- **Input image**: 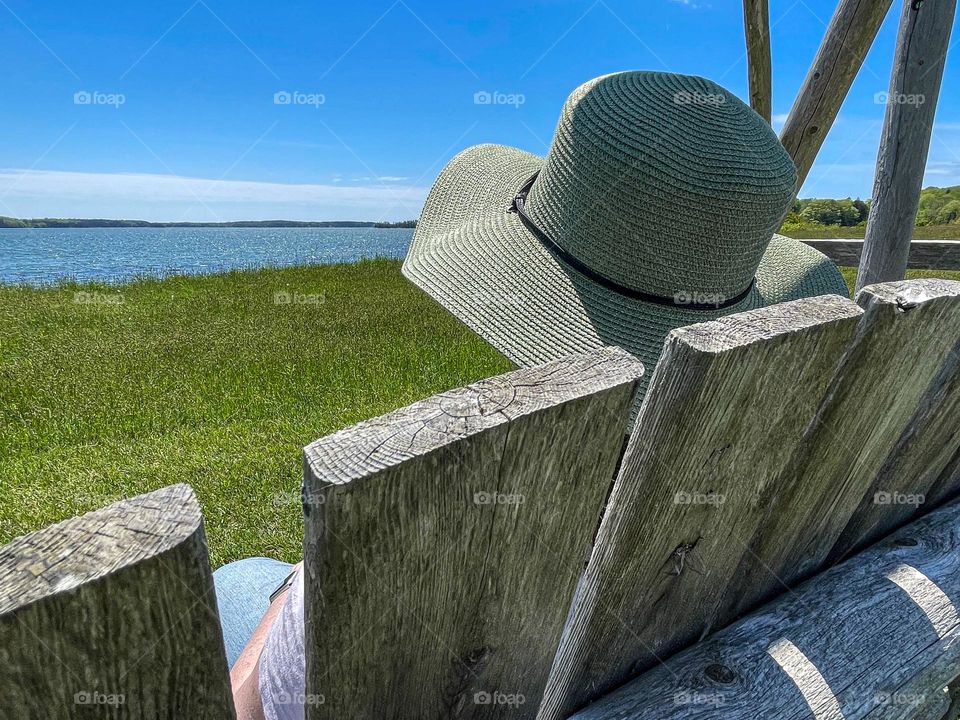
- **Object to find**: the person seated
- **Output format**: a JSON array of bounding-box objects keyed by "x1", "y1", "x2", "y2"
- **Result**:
[{"x1": 214, "y1": 69, "x2": 848, "y2": 718}]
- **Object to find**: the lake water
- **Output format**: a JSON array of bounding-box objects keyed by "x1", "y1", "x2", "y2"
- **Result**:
[{"x1": 0, "y1": 227, "x2": 415, "y2": 285}]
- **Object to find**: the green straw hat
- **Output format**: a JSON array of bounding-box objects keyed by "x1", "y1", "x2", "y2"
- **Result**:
[{"x1": 403, "y1": 71, "x2": 848, "y2": 417}]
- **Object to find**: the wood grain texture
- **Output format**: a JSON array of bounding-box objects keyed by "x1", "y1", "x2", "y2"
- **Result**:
[
  {"x1": 710, "y1": 279, "x2": 960, "y2": 625},
  {"x1": 826, "y1": 279, "x2": 960, "y2": 561},
  {"x1": 0, "y1": 484, "x2": 233, "y2": 719},
  {"x1": 800, "y1": 239, "x2": 960, "y2": 271},
  {"x1": 302, "y1": 347, "x2": 644, "y2": 720},
  {"x1": 858, "y1": 0, "x2": 958, "y2": 293},
  {"x1": 537, "y1": 295, "x2": 864, "y2": 720},
  {"x1": 926, "y1": 445, "x2": 960, "y2": 511},
  {"x1": 780, "y1": 0, "x2": 894, "y2": 189},
  {"x1": 569, "y1": 498, "x2": 960, "y2": 720},
  {"x1": 743, "y1": 0, "x2": 772, "y2": 123}
]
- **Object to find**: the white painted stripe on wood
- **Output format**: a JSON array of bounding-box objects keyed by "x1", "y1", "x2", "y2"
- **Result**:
[
  {"x1": 767, "y1": 638, "x2": 845, "y2": 720},
  {"x1": 886, "y1": 564, "x2": 959, "y2": 639}
]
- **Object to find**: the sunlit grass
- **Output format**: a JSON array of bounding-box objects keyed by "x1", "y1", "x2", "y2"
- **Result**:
[
  {"x1": 3, "y1": 260, "x2": 958, "y2": 566},
  {"x1": 783, "y1": 224, "x2": 960, "y2": 240},
  {"x1": 0, "y1": 260, "x2": 512, "y2": 566},
  {"x1": 839, "y1": 267, "x2": 960, "y2": 297}
]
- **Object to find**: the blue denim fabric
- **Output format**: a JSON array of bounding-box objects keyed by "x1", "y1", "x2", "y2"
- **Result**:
[{"x1": 213, "y1": 557, "x2": 293, "y2": 669}]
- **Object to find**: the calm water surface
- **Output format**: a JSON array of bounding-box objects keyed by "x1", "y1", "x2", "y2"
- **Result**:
[{"x1": 0, "y1": 227, "x2": 415, "y2": 285}]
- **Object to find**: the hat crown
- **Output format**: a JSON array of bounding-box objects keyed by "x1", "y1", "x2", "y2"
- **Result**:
[{"x1": 525, "y1": 71, "x2": 797, "y2": 298}]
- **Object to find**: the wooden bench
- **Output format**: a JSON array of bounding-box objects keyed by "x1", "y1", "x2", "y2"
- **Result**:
[{"x1": 2, "y1": 278, "x2": 958, "y2": 719}]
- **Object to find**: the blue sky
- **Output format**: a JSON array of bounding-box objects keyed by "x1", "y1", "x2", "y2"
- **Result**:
[{"x1": 0, "y1": 0, "x2": 957, "y2": 221}]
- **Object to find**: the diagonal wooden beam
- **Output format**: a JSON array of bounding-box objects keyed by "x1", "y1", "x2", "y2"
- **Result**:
[
  {"x1": 780, "y1": 0, "x2": 894, "y2": 190},
  {"x1": 857, "y1": 0, "x2": 958, "y2": 294},
  {"x1": 743, "y1": 0, "x2": 772, "y2": 123}
]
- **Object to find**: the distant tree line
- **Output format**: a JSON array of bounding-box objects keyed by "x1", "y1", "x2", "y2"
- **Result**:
[
  {"x1": 781, "y1": 185, "x2": 959, "y2": 230},
  {"x1": 915, "y1": 186, "x2": 960, "y2": 225},
  {"x1": 373, "y1": 220, "x2": 417, "y2": 228},
  {"x1": 4, "y1": 186, "x2": 957, "y2": 233}
]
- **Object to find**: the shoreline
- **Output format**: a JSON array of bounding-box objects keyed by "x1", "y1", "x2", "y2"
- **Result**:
[
  {"x1": 0, "y1": 255, "x2": 406, "y2": 289},
  {"x1": 0, "y1": 222, "x2": 416, "y2": 230}
]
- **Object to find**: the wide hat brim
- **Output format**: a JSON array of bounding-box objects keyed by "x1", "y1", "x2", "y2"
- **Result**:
[{"x1": 403, "y1": 143, "x2": 849, "y2": 408}]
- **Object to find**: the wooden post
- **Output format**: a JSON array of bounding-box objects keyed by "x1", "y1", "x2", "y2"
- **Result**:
[
  {"x1": 780, "y1": 0, "x2": 894, "y2": 189},
  {"x1": 827, "y1": 279, "x2": 960, "y2": 560},
  {"x1": 743, "y1": 0, "x2": 772, "y2": 123},
  {"x1": 538, "y1": 295, "x2": 865, "y2": 720},
  {"x1": 303, "y1": 348, "x2": 644, "y2": 720},
  {"x1": 856, "y1": 0, "x2": 958, "y2": 294},
  {"x1": 722, "y1": 279, "x2": 960, "y2": 619},
  {"x1": 540, "y1": 280, "x2": 960, "y2": 718},
  {"x1": 0, "y1": 485, "x2": 234, "y2": 719}
]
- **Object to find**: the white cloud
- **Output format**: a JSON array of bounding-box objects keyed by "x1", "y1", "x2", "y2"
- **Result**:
[
  {"x1": 924, "y1": 161, "x2": 960, "y2": 177},
  {"x1": 771, "y1": 113, "x2": 789, "y2": 132},
  {"x1": 0, "y1": 169, "x2": 428, "y2": 222}
]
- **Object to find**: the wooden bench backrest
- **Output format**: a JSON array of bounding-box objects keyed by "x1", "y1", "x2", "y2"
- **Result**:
[
  {"x1": 1, "y1": 279, "x2": 957, "y2": 720},
  {"x1": 301, "y1": 347, "x2": 643, "y2": 719},
  {"x1": 539, "y1": 279, "x2": 960, "y2": 718},
  {"x1": 0, "y1": 484, "x2": 233, "y2": 719}
]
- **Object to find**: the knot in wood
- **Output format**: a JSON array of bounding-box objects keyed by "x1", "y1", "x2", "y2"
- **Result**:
[
  {"x1": 704, "y1": 663, "x2": 737, "y2": 684},
  {"x1": 465, "y1": 645, "x2": 491, "y2": 666}
]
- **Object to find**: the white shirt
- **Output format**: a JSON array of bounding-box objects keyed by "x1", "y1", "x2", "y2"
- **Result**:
[{"x1": 258, "y1": 568, "x2": 306, "y2": 720}]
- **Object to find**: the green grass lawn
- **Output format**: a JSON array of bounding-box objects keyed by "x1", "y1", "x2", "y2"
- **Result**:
[
  {"x1": 2, "y1": 260, "x2": 958, "y2": 567},
  {"x1": 0, "y1": 260, "x2": 512, "y2": 566},
  {"x1": 838, "y1": 267, "x2": 960, "y2": 296}
]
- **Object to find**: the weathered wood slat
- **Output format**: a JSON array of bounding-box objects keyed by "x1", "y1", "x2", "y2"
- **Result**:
[
  {"x1": 926, "y1": 445, "x2": 960, "y2": 510},
  {"x1": 537, "y1": 295, "x2": 864, "y2": 720},
  {"x1": 780, "y1": 0, "x2": 894, "y2": 189},
  {"x1": 569, "y1": 498, "x2": 960, "y2": 720},
  {"x1": 743, "y1": 0, "x2": 772, "y2": 123},
  {"x1": 827, "y1": 279, "x2": 960, "y2": 560},
  {"x1": 716, "y1": 280, "x2": 960, "y2": 624},
  {"x1": 858, "y1": 0, "x2": 958, "y2": 293},
  {"x1": 0, "y1": 484, "x2": 233, "y2": 719},
  {"x1": 799, "y1": 239, "x2": 960, "y2": 271},
  {"x1": 302, "y1": 348, "x2": 644, "y2": 720}
]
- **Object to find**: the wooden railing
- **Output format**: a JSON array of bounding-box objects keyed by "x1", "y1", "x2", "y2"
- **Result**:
[{"x1": 800, "y1": 239, "x2": 960, "y2": 271}]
